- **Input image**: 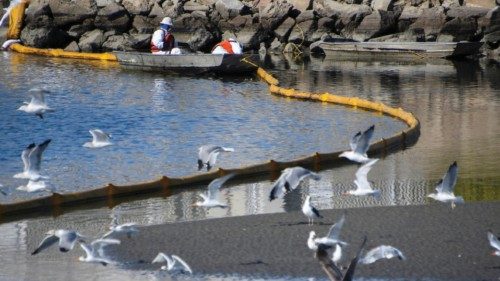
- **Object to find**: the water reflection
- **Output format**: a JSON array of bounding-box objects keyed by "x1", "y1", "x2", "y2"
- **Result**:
[{"x1": 0, "y1": 53, "x2": 499, "y2": 281}]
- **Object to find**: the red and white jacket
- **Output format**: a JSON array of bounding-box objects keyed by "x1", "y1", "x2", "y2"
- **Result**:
[{"x1": 151, "y1": 29, "x2": 176, "y2": 53}]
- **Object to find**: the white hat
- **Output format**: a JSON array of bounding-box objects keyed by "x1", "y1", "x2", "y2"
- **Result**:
[{"x1": 160, "y1": 17, "x2": 173, "y2": 26}]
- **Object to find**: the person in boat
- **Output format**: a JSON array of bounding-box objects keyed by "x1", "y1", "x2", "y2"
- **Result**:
[
  {"x1": 151, "y1": 17, "x2": 181, "y2": 55},
  {"x1": 211, "y1": 38, "x2": 243, "y2": 55}
]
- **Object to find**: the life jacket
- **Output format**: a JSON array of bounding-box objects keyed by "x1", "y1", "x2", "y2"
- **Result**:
[
  {"x1": 151, "y1": 30, "x2": 175, "y2": 53},
  {"x1": 212, "y1": 40, "x2": 236, "y2": 54}
]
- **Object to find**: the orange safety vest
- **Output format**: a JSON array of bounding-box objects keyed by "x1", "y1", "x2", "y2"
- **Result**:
[
  {"x1": 151, "y1": 30, "x2": 175, "y2": 52},
  {"x1": 212, "y1": 40, "x2": 235, "y2": 54}
]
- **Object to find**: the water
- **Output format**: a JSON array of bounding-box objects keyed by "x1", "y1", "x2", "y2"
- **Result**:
[{"x1": 0, "y1": 52, "x2": 499, "y2": 281}]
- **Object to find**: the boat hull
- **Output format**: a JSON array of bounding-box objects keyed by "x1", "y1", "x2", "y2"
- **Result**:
[
  {"x1": 318, "y1": 41, "x2": 483, "y2": 60},
  {"x1": 114, "y1": 52, "x2": 259, "y2": 74}
]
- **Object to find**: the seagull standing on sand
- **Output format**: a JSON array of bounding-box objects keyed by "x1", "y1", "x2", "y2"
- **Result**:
[
  {"x1": 18, "y1": 88, "x2": 54, "y2": 119},
  {"x1": 153, "y1": 252, "x2": 193, "y2": 274},
  {"x1": 269, "y1": 167, "x2": 321, "y2": 201},
  {"x1": 344, "y1": 158, "x2": 380, "y2": 198},
  {"x1": 14, "y1": 139, "x2": 51, "y2": 180},
  {"x1": 101, "y1": 216, "x2": 139, "y2": 239},
  {"x1": 340, "y1": 125, "x2": 375, "y2": 163},
  {"x1": 359, "y1": 245, "x2": 406, "y2": 264},
  {"x1": 78, "y1": 238, "x2": 121, "y2": 266},
  {"x1": 308, "y1": 214, "x2": 348, "y2": 251},
  {"x1": 427, "y1": 161, "x2": 464, "y2": 208},
  {"x1": 193, "y1": 173, "x2": 234, "y2": 208},
  {"x1": 31, "y1": 229, "x2": 86, "y2": 255},
  {"x1": 302, "y1": 195, "x2": 323, "y2": 225},
  {"x1": 83, "y1": 129, "x2": 113, "y2": 148},
  {"x1": 487, "y1": 231, "x2": 500, "y2": 256},
  {"x1": 197, "y1": 145, "x2": 234, "y2": 171}
]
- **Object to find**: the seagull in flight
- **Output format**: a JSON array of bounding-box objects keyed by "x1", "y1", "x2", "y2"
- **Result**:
[
  {"x1": 308, "y1": 214, "x2": 348, "y2": 251},
  {"x1": 31, "y1": 229, "x2": 86, "y2": 255},
  {"x1": 83, "y1": 129, "x2": 113, "y2": 148},
  {"x1": 427, "y1": 161, "x2": 464, "y2": 208},
  {"x1": 302, "y1": 195, "x2": 323, "y2": 225},
  {"x1": 18, "y1": 88, "x2": 54, "y2": 119},
  {"x1": 197, "y1": 145, "x2": 234, "y2": 171},
  {"x1": 487, "y1": 230, "x2": 500, "y2": 256},
  {"x1": 340, "y1": 125, "x2": 375, "y2": 163},
  {"x1": 344, "y1": 158, "x2": 380, "y2": 197},
  {"x1": 193, "y1": 173, "x2": 234, "y2": 208},
  {"x1": 153, "y1": 252, "x2": 193, "y2": 274},
  {"x1": 359, "y1": 245, "x2": 406, "y2": 264},
  {"x1": 13, "y1": 140, "x2": 51, "y2": 181},
  {"x1": 101, "y1": 216, "x2": 139, "y2": 239},
  {"x1": 78, "y1": 238, "x2": 121, "y2": 266},
  {"x1": 269, "y1": 167, "x2": 321, "y2": 201}
]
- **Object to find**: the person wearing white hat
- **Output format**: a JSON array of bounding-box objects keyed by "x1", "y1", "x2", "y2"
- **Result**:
[
  {"x1": 211, "y1": 38, "x2": 243, "y2": 55},
  {"x1": 151, "y1": 17, "x2": 181, "y2": 55}
]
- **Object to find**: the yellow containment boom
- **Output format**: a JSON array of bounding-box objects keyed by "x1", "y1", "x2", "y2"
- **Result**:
[{"x1": 0, "y1": 1, "x2": 420, "y2": 219}]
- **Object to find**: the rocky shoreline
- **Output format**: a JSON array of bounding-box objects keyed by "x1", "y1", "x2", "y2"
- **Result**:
[{"x1": 2, "y1": 0, "x2": 499, "y2": 58}]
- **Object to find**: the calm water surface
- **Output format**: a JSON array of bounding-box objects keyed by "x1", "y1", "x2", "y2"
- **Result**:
[{"x1": 0, "y1": 52, "x2": 499, "y2": 281}]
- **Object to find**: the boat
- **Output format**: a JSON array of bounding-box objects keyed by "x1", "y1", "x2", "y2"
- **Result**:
[
  {"x1": 114, "y1": 51, "x2": 260, "y2": 74},
  {"x1": 316, "y1": 41, "x2": 483, "y2": 60}
]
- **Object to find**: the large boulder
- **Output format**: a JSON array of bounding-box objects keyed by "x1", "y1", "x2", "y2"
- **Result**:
[
  {"x1": 215, "y1": 0, "x2": 248, "y2": 20},
  {"x1": 438, "y1": 17, "x2": 478, "y2": 41},
  {"x1": 371, "y1": 0, "x2": 395, "y2": 11},
  {"x1": 183, "y1": 0, "x2": 211, "y2": 12},
  {"x1": 131, "y1": 15, "x2": 156, "y2": 34},
  {"x1": 287, "y1": 0, "x2": 313, "y2": 11},
  {"x1": 78, "y1": 29, "x2": 105, "y2": 52},
  {"x1": 20, "y1": 26, "x2": 71, "y2": 48},
  {"x1": 314, "y1": 0, "x2": 371, "y2": 19},
  {"x1": 67, "y1": 19, "x2": 95, "y2": 38},
  {"x1": 274, "y1": 17, "x2": 295, "y2": 42},
  {"x1": 353, "y1": 9, "x2": 396, "y2": 41},
  {"x1": 102, "y1": 33, "x2": 151, "y2": 51},
  {"x1": 94, "y1": 2, "x2": 131, "y2": 32},
  {"x1": 312, "y1": 17, "x2": 336, "y2": 41},
  {"x1": 173, "y1": 13, "x2": 220, "y2": 51},
  {"x1": 24, "y1": 1, "x2": 53, "y2": 28},
  {"x1": 409, "y1": 6, "x2": 446, "y2": 37},
  {"x1": 447, "y1": 6, "x2": 490, "y2": 19},
  {"x1": 260, "y1": 0, "x2": 293, "y2": 30},
  {"x1": 398, "y1": 5, "x2": 424, "y2": 31},
  {"x1": 235, "y1": 27, "x2": 268, "y2": 50},
  {"x1": 288, "y1": 19, "x2": 317, "y2": 45},
  {"x1": 48, "y1": 0, "x2": 98, "y2": 27},
  {"x1": 479, "y1": 7, "x2": 500, "y2": 47},
  {"x1": 121, "y1": 0, "x2": 154, "y2": 15}
]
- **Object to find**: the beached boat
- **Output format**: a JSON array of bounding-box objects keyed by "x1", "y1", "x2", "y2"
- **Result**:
[
  {"x1": 114, "y1": 51, "x2": 260, "y2": 74},
  {"x1": 316, "y1": 41, "x2": 483, "y2": 59}
]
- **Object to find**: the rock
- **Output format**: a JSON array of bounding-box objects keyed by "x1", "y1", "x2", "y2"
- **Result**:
[
  {"x1": 102, "y1": 33, "x2": 151, "y2": 51},
  {"x1": 478, "y1": 7, "x2": 500, "y2": 34},
  {"x1": 398, "y1": 5, "x2": 423, "y2": 31},
  {"x1": 78, "y1": 29, "x2": 105, "y2": 52},
  {"x1": 274, "y1": 17, "x2": 295, "y2": 42},
  {"x1": 67, "y1": 19, "x2": 94, "y2": 38},
  {"x1": 312, "y1": 17, "x2": 335, "y2": 41},
  {"x1": 295, "y1": 10, "x2": 316, "y2": 23},
  {"x1": 94, "y1": 2, "x2": 131, "y2": 32},
  {"x1": 484, "y1": 30, "x2": 500, "y2": 47},
  {"x1": 24, "y1": 2, "x2": 52, "y2": 28},
  {"x1": 314, "y1": 0, "x2": 371, "y2": 19},
  {"x1": 353, "y1": 10, "x2": 396, "y2": 41},
  {"x1": 162, "y1": 0, "x2": 187, "y2": 18},
  {"x1": 172, "y1": 13, "x2": 220, "y2": 50},
  {"x1": 409, "y1": 6, "x2": 446, "y2": 37},
  {"x1": 222, "y1": 14, "x2": 253, "y2": 30},
  {"x1": 149, "y1": 2, "x2": 166, "y2": 18},
  {"x1": 268, "y1": 37, "x2": 284, "y2": 54},
  {"x1": 288, "y1": 19, "x2": 317, "y2": 45},
  {"x1": 439, "y1": 17, "x2": 478, "y2": 41},
  {"x1": 122, "y1": 0, "x2": 153, "y2": 15},
  {"x1": 411, "y1": 0, "x2": 425, "y2": 6},
  {"x1": 184, "y1": 0, "x2": 210, "y2": 12},
  {"x1": 64, "y1": 41, "x2": 80, "y2": 51},
  {"x1": 260, "y1": 0, "x2": 293, "y2": 30},
  {"x1": 287, "y1": 0, "x2": 313, "y2": 11},
  {"x1": 96, "y1": 0, "x2": 116, "y2": 7},
  {"x1": 20, "y1": 26, "x2": 71, "y2": 48},
  {"x1": 187, "y1": 27, "x2": 217, "y2": 51},
  {"x1": 371, "y1": 0, "x2": 394, "y2": 11},
  {"x1": 131, "y1": 15, "x2": 156, "y2": 34},
  {"x1": 447, "y1": 6, "x2": 490, "y2": 19},
  {"x1": 49, "y1": 0, "x2": 98, "y2": 27},
  {"x1": 215, "y1": 0, "x2": 247, "y2": 20},
  {"x1": 441, "y1": 0, "x2": 463, "y2": 9},
  {"x1": 235, "y1": 27, "x2": 267, "y2": 50}
]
